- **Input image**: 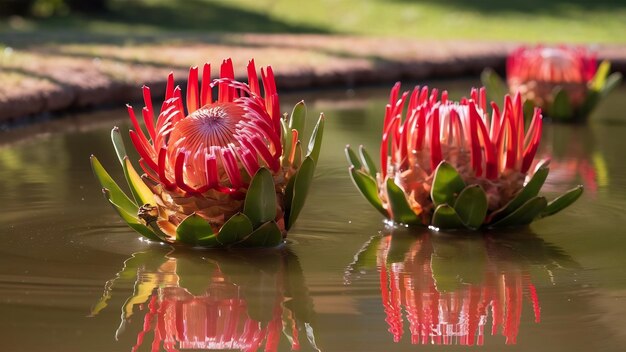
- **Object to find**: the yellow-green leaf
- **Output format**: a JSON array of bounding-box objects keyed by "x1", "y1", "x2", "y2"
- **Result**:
[
  {"x1": 91, "y1": 155, "x2": 137, "y2": 215},
  {"x1": 123, "y1": 157, "x2": 155, "y2": 206},
  {"x1": 235, "y1": 221, "x2": 283, "y2": 247},
  {"x1": 386, "y1": 178, "x2": 420, "y2": 225},
  {"x1": 219, "y1": 213, "x2": 254, "y2": 243},
  {"x1": 306, "y1": 113, "x2": 325, "y2": 164},
  {"x1": 287, "y1": 156, "x2": 316, "y2": 230},
  {"x1": 349, "y1": 166, "x2": 386, "y2": 216},
  {"x1": 176, "y1": 214, "x2": 213, "y2": 245},
  {"x1": 102, "y1": 189, "x2": 162, "y2": 242},
  {"x1": 431, "y1": 204, "x2": 465, "y2": 230},
  {"x1": 359, "y1": 145, "x2": 378, "y2": 178},
  {"x1": 542, "y1": 185, "x2": 583, "y2": 218},
  {"x1": 454, "y1": 185, "x2": 488, "y2": 230},
  {"x1": 110, "y1": 127, "x2": 127, "y2": 166},
  {"x1": 345, "y1": 145, "x2": 362, "y2": 170},
  {"x1": 431, "y1": 161, "x2": 465, "y2": 207},
  {"x1": 491, "y1": 165, "x2": 549, "y2": 223},
  {"x1": 490, "y1": 196, "x2": 548, "y2": 228},
  {"x1": 243, "y1": 168, "x2": 277, "y2": 228},
  {"x1": 289, "y1": 101, "x2": 306, "y2": 141}
]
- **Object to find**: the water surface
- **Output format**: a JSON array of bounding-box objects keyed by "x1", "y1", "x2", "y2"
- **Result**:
[{"x1": 1, "y1": 80, "x2": 626, "y2": 351}]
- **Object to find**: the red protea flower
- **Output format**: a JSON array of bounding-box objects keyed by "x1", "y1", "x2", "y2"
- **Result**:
[
  {"x1": 91, "y1": 59, "x2": 324, "y2": 247},
  {"x1": 346, "y1": 84, "x2": 582, "y2": 230},
  {"x1": 483, "y1": 45, "x2": 622, "y2": 121}
]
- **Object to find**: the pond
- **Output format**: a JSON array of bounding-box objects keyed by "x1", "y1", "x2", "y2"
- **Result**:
[{"x1": 1, "y1": 79, "x2": 626, "y2": 351}]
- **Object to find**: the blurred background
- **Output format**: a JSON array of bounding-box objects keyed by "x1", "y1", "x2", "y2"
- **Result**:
[
  {"x1": 1, "y1": 0, "x2": 625, "y2": 123},
  {"x1": 1, "y1": 0, "x2": 625, "y2": 41}
]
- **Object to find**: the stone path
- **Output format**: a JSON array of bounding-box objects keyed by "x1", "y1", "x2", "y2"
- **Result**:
[{"x1": 1, "y1": 33, "x2": 625, "y2": 122}]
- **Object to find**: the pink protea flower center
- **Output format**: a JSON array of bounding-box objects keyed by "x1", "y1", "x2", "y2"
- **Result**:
[{"x1": 168, "y1": 103, "x2": 245, "y2": 153}]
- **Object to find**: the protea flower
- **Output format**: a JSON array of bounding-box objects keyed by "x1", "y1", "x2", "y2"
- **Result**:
[
  {"x1": 90, "y1": 249, "x2": 318, "y2": 352},
  {"x1": 91, "y1": 59, "x2": 324, "y2": 247},
  {"x1": 346, "y1": 84, "x2": 582, "y2": 230},
  {"x1": 346, "y1": 232, "x2": 576, "y2": 345},
  {"x1": 482, "y1": 45, "x2": 622, "y2": 122}
]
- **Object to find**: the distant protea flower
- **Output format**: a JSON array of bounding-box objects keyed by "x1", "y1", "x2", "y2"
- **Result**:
[
  {"x1": 346, "y1": 84, "x2": 582, "y2": 230},
  {"x1": 91, "y1": 59, "x2": 324, "y2": 247},
  {"x1": 482, "y1": 45, "x2": 622, "y2": 122}
]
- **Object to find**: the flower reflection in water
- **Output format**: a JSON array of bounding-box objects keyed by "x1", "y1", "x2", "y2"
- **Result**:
[
  {"x1": 90, "y1": 248, "x2": 318, "y2": 352},
  {"x1": 541, "y1": 125, "x2": 609, "y2": 197},
  {"x1": 347, "y1": 230, "x2": 576, "y2": 346}
]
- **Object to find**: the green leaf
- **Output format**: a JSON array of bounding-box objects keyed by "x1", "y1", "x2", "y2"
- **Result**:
[
  {"x1": 348, "y1": 166, "x2": 386, "y2": 216},
  {"x1": 549, "y1": 87, "x2": 573, "y2": 120},
  {"x1": 359, "y1": 145, "x2": 378, "y2": 178},
  {"x1": 344, "y1": 145, "x2": 362, "y2": 169},
  {"x1": 542, "y1": 185, "x2": 583, "y2": 218},
  {"x1": 431, "y1": 204, "x2": 466, "y2": 229},
  {"x1": 580, "y1": 90, "x2": 600, "y2": 119},
  {"x1": 287, "y1": 156, "x2": 316, "y2": 230},
  {"x1": 590, "y1": 60, "x2": 611, "y2": 92},
  {"x1": 490, "y1": 196, "x2": 548, "y2": 228},
  {"x1": 103, "y1": 189, "x2": 162, "y2": 242},
  {"x1": 284, "y1": 173, "x2": 297, "y2": 225},
  {"x1": 601, "y1": 72, "x2": 623, "y2": 97},
  {"x1": 491, "y1": 165, "x2": 549, "y2": 222},
  {"x1": 454, "y1": 185, "x2": 488, "y2": 229},
  {"x1": 219, "y1": 213, "x2": 254, "y2": 243},
  {"x1": 196, "y1": 234, "x2": 221, "y2": 247},
  {"x1": 480, "y1": 68, "x2": 507, "y2": 105},
  {"x1": 110, "y1": 127, "x2": 155, "y2": 206},
  {"x1": 123, "y1": 157, "x2": 155, "y2": 206},
  {"x1": 176, "y1": 214, "x2": 213, "y2": 246},
  {"x1": 90, "y1": 155, "x2": 138, "y2": 215},
  {"x1": 386, "y1": 178, "x2": 421, "y2": 225},
  {"x1": 431, "y1": 161, "x2": 466, "y2": 207},
  {"x1": 236, "y1": 221, "x2": 283, "y2": 247},
  {"x1": 243, "y1": 168, "x2": 277, "y2": 228},
  {"x1": 280, "y1": 118, "x2": 292, "y2": 167},
  {"x1": 306, "y1": 113, "x2": 325, "y2": 164},
  {"x1": 289, "y1": 101, "x2": 306, "y2": 142},
  {"x1": 110, "y1": 127, "x2": 127, "y2": 166}
]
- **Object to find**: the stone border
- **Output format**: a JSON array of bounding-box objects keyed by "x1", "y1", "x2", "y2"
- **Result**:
[{"x1": 1, "y1": 35, "x2": 624, "y2": 123}]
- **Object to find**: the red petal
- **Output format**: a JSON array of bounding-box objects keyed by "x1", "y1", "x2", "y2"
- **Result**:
[
  {"x1": 200, "y1": 63, "x2": 212, "y2": 106},
  {"x1": 247, "y1": 59, "x2": 260, "y2": 96},
  {"x1": 186, "y1": 66, "x2": 199, "y2": 114}
]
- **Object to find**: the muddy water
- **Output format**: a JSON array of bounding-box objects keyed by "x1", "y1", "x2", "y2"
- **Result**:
[{"x1": 1, "y1": 80, "x2": 626, "y2": 351}]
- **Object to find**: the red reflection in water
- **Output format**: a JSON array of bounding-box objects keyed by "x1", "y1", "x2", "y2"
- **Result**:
[
  {"x1": 131, "y1": 269, "x2": 289, "y2": 352},
  {"x1": 91, "y1": 250, "x2": 316, "y2": 352},
  {"x1": 376, "y1": 235, "x2": 541, "y2": 346}
]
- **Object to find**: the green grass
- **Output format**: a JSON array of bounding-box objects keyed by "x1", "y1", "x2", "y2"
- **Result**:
[{"x1": 2, "y1": 0, "x2": 625, "y2": 43}]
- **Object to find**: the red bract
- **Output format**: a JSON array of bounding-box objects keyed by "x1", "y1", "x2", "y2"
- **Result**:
[
  {"x1": 380, "y1": 84, "x2": 542, "y2": 215},
  {"x1": 128, "y1": 58, "x2": 282, "y2": 196}
]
